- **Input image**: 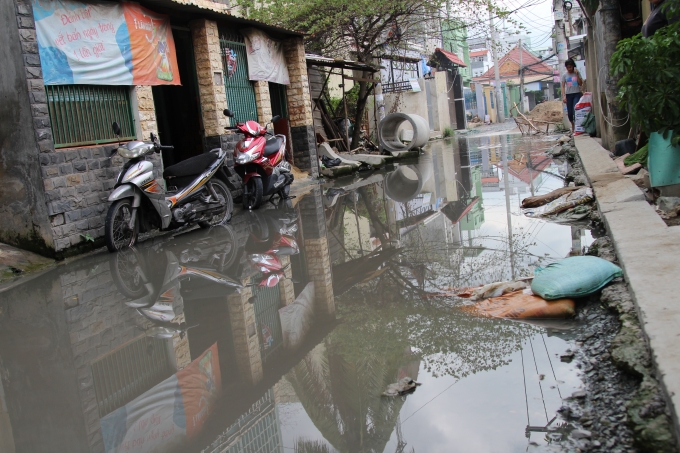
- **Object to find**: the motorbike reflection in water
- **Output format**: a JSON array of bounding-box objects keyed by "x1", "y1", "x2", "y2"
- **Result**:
[
  {"x1": 110, "y1": 224, "x2": 243, "y2": 338},
  {"x1": 244, "y1": 203, "x2": 300, "y2": 297}
]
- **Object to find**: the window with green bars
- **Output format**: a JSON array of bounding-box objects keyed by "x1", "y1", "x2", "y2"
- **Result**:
[{"x1": 46, "y1": 84, "x2": 136, "y2": 148}]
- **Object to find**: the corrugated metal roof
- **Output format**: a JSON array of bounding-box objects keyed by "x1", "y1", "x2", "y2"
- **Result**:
[
  {"x1": 137, "y1": 0, "x2": 304, "y2": 37},
  {"x1": 435, "y1": 48, "x2": 467, "y2": 67},
  {"x1": 305, "y1": 54, "x2": 379, "y2": 72}
]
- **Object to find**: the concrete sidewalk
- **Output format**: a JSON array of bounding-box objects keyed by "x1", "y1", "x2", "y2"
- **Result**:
[{"x1": 574, "y1": 136, "x2": 680, "y2": 439}]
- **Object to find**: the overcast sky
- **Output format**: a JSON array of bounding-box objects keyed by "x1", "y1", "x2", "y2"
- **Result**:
[{"x1": 464, "y1": 0, "x2": 555, "y2": 50}]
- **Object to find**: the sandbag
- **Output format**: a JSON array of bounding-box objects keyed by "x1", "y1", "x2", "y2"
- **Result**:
[
  {"x1": 523, "y1": 187, "x2": 593, "y2": 218},
  {"x1": 521, "y1": 187, "x2": 581, "y2": 208},
  {"x1": 462, "y1": 290, "x2": 575, "y2": 319},
  {"x1": 574, "y1": 92, "x2": 592, "y2": 136},
  {"x1": 531, "y1": 256, "x2": 623, "y2": 300}
]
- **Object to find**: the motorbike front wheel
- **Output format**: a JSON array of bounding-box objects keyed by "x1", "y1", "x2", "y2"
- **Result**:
[
  {"x1": 199, "y1": 179, "x2": 233, "y2": 228},
  {"x1": 105, "y1": 198, "x2": 139, "y2": 252},
  {"x1": 242, "y1": 177, "x2": 263, "y2": 210}
]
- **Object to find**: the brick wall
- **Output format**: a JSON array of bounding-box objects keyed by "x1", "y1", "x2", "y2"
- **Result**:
[
  {"x1": 135, "y1": 86, "x2": 159, "y2": 141},
  {"x1": 283, "y1": 37, "x2": 320, "y2": 176},
  {"x1": 191, "y1": 19, "x2": 228, "y2": 138},
  {"x1": 254, "y1": 81, "x2": 273, "y2": 123},
  {"x1": 298, "y1": 187, "x2": 335, "y2": 316},
  {"x1": 282, "y1": 37, "x2": 314, "y2": 128},
  {"x1": 13, "y1": 0, "x2": 163, "y2": 255}
]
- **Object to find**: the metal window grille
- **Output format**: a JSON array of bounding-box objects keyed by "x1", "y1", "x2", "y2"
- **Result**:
[
  {"x1": 464, "y1": 90, "x2": 477, "y2": 111},
  {"x1": 251, "y1": 276, "x2": 283, "y2": 363},
  {"x1": 46, "y1": 84, "x2": 136, "y2": 148},
  {"x1": 382, "y1": 81, "x2": 413, "y2": 93},
  {"x1": 202, "y1": 389, "x2": 282, "y2": 453},
  {"x1": 91, "y1": 336, "x2": 174, "y2": 417},
  {"x1": 219, "y1": 29, "x2": 259, "y2": 125}
]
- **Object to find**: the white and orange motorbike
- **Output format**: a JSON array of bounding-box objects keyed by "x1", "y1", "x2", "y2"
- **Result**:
[{"x1": 105, "y1": 122, "x2": 234, "y2": 252}]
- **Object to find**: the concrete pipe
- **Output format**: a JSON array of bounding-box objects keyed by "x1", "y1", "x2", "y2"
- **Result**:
[
  {"x1": 379, "y1": 113, "x2": 430, "y2": 152},
  {"x1": 384, "y1": 151, "x2": 434, "y2": 203}
]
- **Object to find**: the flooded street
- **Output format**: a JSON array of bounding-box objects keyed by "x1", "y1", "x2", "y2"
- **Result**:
[{"x1": 1, "y1": 135, "x2": 600, "y2": 453}]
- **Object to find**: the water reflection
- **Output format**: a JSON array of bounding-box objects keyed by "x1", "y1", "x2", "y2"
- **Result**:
[{"x1": 0, "y1": 134, "x2": 589, "y2": 453}]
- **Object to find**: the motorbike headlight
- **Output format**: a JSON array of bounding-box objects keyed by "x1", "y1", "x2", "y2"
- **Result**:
[
  {"x1": 248, "y1": 254, "x2": 271, "y2": 265},
  {"x1": 118, "y1": 147, "x2": 143, "y2": 159},
  {"x1": 236, "y1": 151, "x2": 257, "y2": 165}
]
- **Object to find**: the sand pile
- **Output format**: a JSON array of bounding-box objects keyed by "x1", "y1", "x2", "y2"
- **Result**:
[{"x1": 527, "y1": 100, "x2": 563, "y2": 122}]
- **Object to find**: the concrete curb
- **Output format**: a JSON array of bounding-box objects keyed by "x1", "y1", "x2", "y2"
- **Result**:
[{"x1": 574, "y1": 135, "x2": 680, "y2": 441}]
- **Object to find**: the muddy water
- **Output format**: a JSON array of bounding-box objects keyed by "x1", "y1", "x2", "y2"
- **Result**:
[{"x1": 0, "y1": 134, "x2": 593, "y2": 453}]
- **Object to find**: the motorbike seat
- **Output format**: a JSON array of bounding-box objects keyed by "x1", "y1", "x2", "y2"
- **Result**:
[
  {"x1": 264, "y1": 136, "x2": 284, "y2": 157},
  {"x1": 163, "y1": 153, "x2": 218, "y2": 179}
]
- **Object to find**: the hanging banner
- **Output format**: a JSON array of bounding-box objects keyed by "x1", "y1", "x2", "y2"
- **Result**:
[
  {"x1": 241, "y1": 28, "x2": 290, "y2": 85},
  {"x1": 32, "y1": 0, "x2": 180, "y2": 86},
  {"x1": 100, "y1": 344, "x2": 221, "y2": 453}
]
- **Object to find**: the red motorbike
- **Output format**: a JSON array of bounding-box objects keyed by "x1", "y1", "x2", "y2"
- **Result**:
[{"x1": 223, "y1": 109, "x2": 294, "y2": 210}]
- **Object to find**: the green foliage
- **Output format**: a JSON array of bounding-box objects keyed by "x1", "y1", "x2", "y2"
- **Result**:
[
  {"x1": 329, "y1": 84, "x2": 360, "y2": 119},
  {"x1": 80, "y1": 233, "x2": 94, "y2": 242},
  {"x1": 611, "y1": 22, "x2": 680, "y2": 141},
  {"x1": 527, "y1": 89, "x2": 545, "y2": 104},
  {"x1": 234, "y1": 0, "x2": 507, "y2": 60},
  {"x1": 443, "y1": 126, "x2": 455, "y2": 137}
]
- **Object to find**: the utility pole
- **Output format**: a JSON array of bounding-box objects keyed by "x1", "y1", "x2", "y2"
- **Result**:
[
  {"x1": 489, "y1": 9, "x2": 505, "y2": 123},
  {"x1": 553, "y1": 0, "x2": 570, "y2": 126},
  {"x1": 518, "y1": 38, "x2": 527, "y2": 114}
]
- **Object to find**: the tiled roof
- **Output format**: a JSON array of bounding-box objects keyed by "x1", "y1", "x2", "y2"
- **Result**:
[
  {"x1": 435, "y1": 48, "x2": 467, "y2": 67},
  {"x1": 476, "y1": 45, "x2": 553, "y2": 80},
  {"x1": 470, "y1": 50, "x2": 489, "y2": 57}
]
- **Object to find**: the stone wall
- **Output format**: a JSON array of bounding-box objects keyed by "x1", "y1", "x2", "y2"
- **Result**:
[
  {"x1": 9, "y1": 0, "x2": 163, "y2": 256},
  {"x1": 1, "y1": 0, "x2": 55, "y2": 255}
]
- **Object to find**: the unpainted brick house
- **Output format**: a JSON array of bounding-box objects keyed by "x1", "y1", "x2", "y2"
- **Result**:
[{"x1": 1, "y1": 0, "x2": 319, "y2": 257}]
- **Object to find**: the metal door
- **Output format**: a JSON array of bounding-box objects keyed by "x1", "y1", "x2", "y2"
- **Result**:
[{"x1": 219, "y1": 29, "x2": 258, "y2": 124}]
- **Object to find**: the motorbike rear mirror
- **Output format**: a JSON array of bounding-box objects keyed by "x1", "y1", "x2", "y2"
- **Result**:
[
  {"x1": 271, "y1": 115, "x2": 281, "y2": 123},
  {"x1": 223, "y1": 109, "x2": 234, "y2": 118},
  {"x1": 112, "y1": 121, "x2": 122, "y2": 136}
]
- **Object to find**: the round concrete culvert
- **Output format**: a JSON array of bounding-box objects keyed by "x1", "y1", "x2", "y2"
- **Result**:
[{"x1": 379, "y1": 113, "x2": 430, "y2": 153}]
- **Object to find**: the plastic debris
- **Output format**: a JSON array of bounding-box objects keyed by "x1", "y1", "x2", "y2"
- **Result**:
[
  {"x1": 468, "y1": 280, "x2": 528, "y2": 301},
  {"x1": 383, "y1": 377, "x2": 421, "y2": 396},
  {"x1": 531, "y1": 256, "x2": 623, "y2": 300},
  {"x1": 462, "y1": 290, "x2": 576, "y2": 319}
]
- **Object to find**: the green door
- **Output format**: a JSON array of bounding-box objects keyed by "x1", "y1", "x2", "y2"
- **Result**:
[{"x1": 219, "y1": 29, "x2": 258, "y2": 125}]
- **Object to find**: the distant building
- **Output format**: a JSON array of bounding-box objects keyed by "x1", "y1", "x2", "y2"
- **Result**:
[
  {"x1": 442, "y1": 19, "x2": 472, "y2": 86},
  {"x1": 469, "y1": 50, "x2": 492, "y2": 78}
]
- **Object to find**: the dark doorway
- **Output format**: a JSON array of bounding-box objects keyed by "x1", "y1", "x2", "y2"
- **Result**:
[
  {"x1": 448, "y1": 71, "x2": 467, "y2": 130},
  {"x1": 269, "y1": 82, "x2": 292, "y2": 160},
  {"x1": 152, "y1": 29, "x2": 203, "y2": 167}
]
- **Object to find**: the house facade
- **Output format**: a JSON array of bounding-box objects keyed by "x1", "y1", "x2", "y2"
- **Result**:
[{"x1": 1, "y1": 0, "x2": 319, "y2": 257}]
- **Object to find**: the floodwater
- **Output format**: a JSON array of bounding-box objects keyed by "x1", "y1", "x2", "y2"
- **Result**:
[{"x1": 0, "y1": 134, "x2": 595, "y2": 453}]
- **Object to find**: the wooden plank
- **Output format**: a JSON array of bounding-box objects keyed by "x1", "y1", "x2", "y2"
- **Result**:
[{"x1": 614, "y1": 153, "x2": 643, "y2": 175}]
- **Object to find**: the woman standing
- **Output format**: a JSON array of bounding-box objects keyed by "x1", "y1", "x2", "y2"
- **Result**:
[{"x1": 561, "y1": 59, "x2": 583, "y2": 134}]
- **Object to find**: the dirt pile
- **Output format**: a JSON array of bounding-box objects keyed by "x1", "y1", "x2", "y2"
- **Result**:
[{"x1": 527, "y1": 100, "x2": 563, "y2": 122}]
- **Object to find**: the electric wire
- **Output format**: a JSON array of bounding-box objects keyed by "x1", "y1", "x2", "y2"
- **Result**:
[
  {"x1": 520, "y1": 345, "x2": 531, "y2": 426},
  {"x1": 529, "y1": 336, "x2": 550, "y2": 423},
  {"x1": 401, "y1": 379, "x2": 461, "y2": 424},
  {"x1": 541, "y1": 333, "x2": 563, "y2": 399}
]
